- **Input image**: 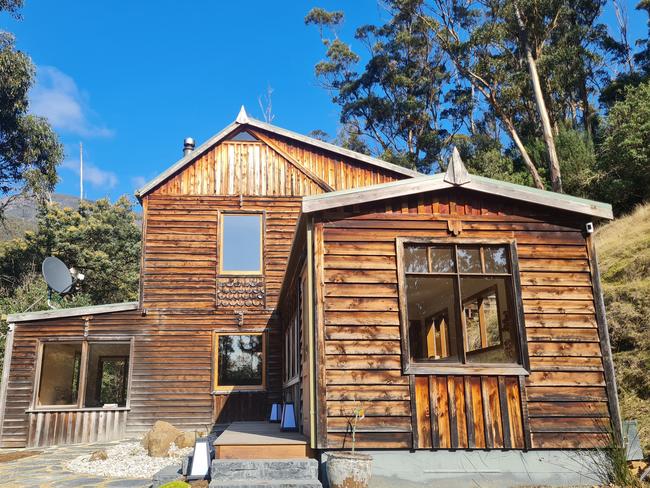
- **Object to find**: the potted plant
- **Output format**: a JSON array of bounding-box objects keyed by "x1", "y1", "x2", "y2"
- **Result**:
[{"x1": 326, "y1": 406, "x2": 373, "y2": 488}]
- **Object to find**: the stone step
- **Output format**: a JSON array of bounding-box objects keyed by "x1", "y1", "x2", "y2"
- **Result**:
[
  {"x1": 211, "y1": 458, "x2": 319, "y2": 481},
  {"x1": 209, "y1": 480, "x2": 322, "y2": 488}
]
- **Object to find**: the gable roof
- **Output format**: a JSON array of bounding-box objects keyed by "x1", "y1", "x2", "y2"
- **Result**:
[
  {"x1": 134, "y1": 106, "x2": 421, "y2": 199},
  {"x1": 302, "y1": 148, "x2": 613, "y2": 220}
]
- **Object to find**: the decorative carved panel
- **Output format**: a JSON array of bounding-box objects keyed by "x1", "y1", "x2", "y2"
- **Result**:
[{"x1": 217, "y1": 277, "x2": 266, "y2": 308}]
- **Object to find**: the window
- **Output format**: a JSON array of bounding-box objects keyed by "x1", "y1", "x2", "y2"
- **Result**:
[
  {"x1": 398, "y1": 240, "x2": 525, "y2": 373},
  {"x1": 219, "y1": 213, "x2": 263, "y2": 274},
  {"x1": 36, "y1": 341, "x2": 131, "y2": 409},
  {"x1": 284, "y1": 313, "x2": 300, "y2": 386},
  {"x1": 214, "y1": 333, "x2": 265, "y2": 390}
]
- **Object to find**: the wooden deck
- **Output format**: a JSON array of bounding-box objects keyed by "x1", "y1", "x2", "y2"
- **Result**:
[{"x1": 214, "y1": 421, "x2": 312, "y2": 459}]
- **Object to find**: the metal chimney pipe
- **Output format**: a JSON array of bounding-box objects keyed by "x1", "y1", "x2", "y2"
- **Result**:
[{"x1": 183, "y1": 137, "x2": 195, "y2": 156}]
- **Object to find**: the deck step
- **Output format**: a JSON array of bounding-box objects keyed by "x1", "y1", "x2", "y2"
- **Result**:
[
  {"x1": 209, "y1": 480, "x2": 322, "y2": 488},
  {"x1": 211, "y1": 459, "x2": 319, "y2": 481}
]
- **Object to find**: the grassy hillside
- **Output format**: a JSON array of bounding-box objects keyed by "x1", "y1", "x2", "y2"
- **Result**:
[{"x1": 596, "y1": 203, "x2": 650, "y2": 454}]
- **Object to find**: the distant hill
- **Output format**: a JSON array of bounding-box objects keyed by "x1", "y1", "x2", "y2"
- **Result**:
[
  {"x1": 1, "y1": 193, "x2": 142, "y2": 241},
  {"x1": 595, "y1": 203, "x2": 650, "y2": 455}
]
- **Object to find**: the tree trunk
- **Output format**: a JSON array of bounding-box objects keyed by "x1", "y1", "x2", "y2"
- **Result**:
[
  {"x1": 514, "y1": 3, "x2": 563, "y2": 193},
  {"x1": 501, "y1": 115, "x2": 545, "y2": 190}
]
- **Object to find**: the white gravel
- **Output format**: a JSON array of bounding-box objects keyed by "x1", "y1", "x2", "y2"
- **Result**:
[{"x1": 66, "y1": 441, "x2": 193, "y2": 479}]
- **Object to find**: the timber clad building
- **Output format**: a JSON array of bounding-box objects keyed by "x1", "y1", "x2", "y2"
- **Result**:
[{"x1": 0, "y1": 107, "x2": 621, "y2": 484}]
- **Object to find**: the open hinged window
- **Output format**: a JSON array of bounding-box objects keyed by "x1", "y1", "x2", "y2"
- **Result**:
[
  {"x1": 396, "y1": 238, "x2": 528, "y2": 375},
  {"x1": 33, "y1": 340, "x2": 132, "y2": 410}
]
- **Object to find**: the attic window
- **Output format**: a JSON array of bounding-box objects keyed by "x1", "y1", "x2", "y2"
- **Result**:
[
  {"x1": 219, "y1": 213, "x2": 263, "y2": 275},
  {"x1": 397, "y1": 239, "x2": 527, "y2": 375},
  {"x1": 228, "y1": 131, "x2": 258, "y2": 142}
]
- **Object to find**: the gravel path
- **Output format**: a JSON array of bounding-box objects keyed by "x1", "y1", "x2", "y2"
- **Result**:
[
  {"x1": 0, "y1": 439, "x2": 183, "y2": 488},
  {"x1": 66, "y1": 441, "x2": 192, "y2": 479}
]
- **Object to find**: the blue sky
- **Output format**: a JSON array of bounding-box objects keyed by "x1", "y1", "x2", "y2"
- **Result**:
[{"x1": 3, "y1": 1, "x2": 648, "y2": 202}]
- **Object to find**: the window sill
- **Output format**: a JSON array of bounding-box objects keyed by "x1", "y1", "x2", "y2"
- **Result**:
[
  {"x1": 26, "y1": 406, "x2": 130, "y2": 413},
  {"x1": 211, "y1": 389, "x2": 266, "y2": 395},
  {"x1": 404, "y1": 364, "x2": 529, "y2": 376}
]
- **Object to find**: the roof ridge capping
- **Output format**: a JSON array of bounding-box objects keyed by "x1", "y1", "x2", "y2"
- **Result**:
[
  {"x1": 134, "y1": 106, "x2": 421, "y2": 199},
  {"x1": 302, "y1": 147, "x2": 613, "y2": 220}
]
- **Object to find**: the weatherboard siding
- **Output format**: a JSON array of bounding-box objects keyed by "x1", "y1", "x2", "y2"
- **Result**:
[
  {"x1": 296, "y1": 187, "x2": 613, "y2": 450},
  {"x1": 0, "y1": 127, "x2": 407, "y2": 448}
]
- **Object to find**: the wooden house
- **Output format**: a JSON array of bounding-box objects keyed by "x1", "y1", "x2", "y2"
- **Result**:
[{"x1": 0, "y1": 107, "x2": 620, "y2": 485}]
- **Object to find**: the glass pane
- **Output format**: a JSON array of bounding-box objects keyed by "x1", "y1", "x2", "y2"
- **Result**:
[
  {"x1": 484, "y1": 246, "x2": 509, "y2": 274},
  {"x1": 406, "y1": 276, "x2": 459, "y2": 362},
  {"x1": 460, "y1": 277, "x2": 518, "y2": 363},
  {"x1": 457, "y1": 247, "x2": 482, "y2": 273},
  {"x1": 429, "y1": 246, "x2": 455, "y2": 273},
  {"x1": 222, "y1": 214, "x2": 262, "y2": 272},
  {"x1": 84, "y1": 343, "x2": 130, "y2": 407},
  {"x1": 404, "y1": 246, "x2": 428, "y2": 273},
  {"x1": 38, "y1": 343, "x2": 82, "y2": 406},
  {"x1": 218, "y1": 335, "x2": 263, "y2": 386}
]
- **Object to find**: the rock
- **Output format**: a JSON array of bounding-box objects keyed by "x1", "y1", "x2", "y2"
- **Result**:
[
  {"x1": 142, "y1": 421, "x2": 183, "y2": 457},
  {"x1": 89, "y1": 449, "x2": 108, "y2": 461},
  {"x1": 175, "y1": 431, "x2": 196, "y2": 449}
]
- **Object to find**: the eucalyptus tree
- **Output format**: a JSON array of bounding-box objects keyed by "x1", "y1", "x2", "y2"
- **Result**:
[
  {"x1": 0, "y1": 1, "x2": 63, "y2": 219},
  {"x1": 306, "y1": 0, "x2": 456, "y2": 173}
]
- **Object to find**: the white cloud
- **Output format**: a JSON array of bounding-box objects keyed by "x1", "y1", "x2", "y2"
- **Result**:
[
  {"x1": 30, "y1": 66, "x2": 113, "y2": 138},
  {"x1": 62, "y1": 158, "x2": 118, "y2": 189},
  {"x1": 131, "y1": 176, "x2": 147, "y2": 189}
]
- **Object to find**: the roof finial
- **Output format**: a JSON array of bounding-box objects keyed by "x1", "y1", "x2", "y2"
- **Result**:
[
  {"x1": 444, "y1": 146, "x2": 471, "y2": 185},
  {"x1": 236, "y1": 105, "x2": 249, "y2": 124}
]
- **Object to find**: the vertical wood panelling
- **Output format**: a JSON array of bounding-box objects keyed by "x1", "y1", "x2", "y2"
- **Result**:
[
  {"x1": 27, "y1": 410, "x2": 127, "y2": 448},
  {"x1": 411, "y1": 375, "x2": 524, "y2": 449}
]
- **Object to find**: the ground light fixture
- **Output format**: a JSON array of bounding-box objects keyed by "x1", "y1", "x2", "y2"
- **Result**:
[{"x1": 280, "y1": 402, "x2": 297, "y2": 432}]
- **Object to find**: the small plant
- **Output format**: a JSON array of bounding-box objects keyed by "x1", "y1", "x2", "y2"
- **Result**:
[
  {"x1": 159, "y1": 481, "x2": 190, "y2": 488},
  {"x1": 349, "y1": 406, "x2": 365, "y2": 453}
]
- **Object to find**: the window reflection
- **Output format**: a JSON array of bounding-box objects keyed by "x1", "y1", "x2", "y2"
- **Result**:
[
  {"x1": 402, "y1": 243, "x2": 518, "y2": 366},
  {"x1": 217, "y1": 334, "x2": 264, "y2": 386}
]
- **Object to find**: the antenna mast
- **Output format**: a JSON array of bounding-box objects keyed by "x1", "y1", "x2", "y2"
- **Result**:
[{"x1": 79, "y1": 142, "x2": 84, "y2": 202}]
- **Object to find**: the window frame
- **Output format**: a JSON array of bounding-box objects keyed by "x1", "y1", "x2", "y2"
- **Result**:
[
  {"x1": 31, "y1": 337, "x2": 134, "y2": 412},
  {"x1": 218, "y1": 211, "x2": 265, "y2": 276},
  {"x1": 213, "y1": 331, "x2": 267, "y2": 392},
  {"x1": 395, "y1": 237, "x2": 529, "y2": 376}
]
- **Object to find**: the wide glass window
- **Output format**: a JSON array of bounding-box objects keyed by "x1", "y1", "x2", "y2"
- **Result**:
[
  {"x1": 36, "y1": 341, "x2": 131, "y2": 408},
  {"x1": 37, "y1": 343, "x2": 82, "y2": 406},
  {"x1": 220, "y1": 213, "x2": 263, "y2": 274},
  {"x1": 215, "y1": 334, "x2": 265, "y2": 389},
  {"x1": 401, "y1": 242, "x2": 520, "y2": 368}
]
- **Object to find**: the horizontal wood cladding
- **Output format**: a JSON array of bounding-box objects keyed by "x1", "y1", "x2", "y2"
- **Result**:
[
  {"x1": 0, "y1": 309, "x2": 281, "y2": 448},
  {"x1": 314, "y1": 188, "x2": 612, "y2": 450},
  {"x1": 154, "y1": 132, "x2": 402, "y2": 197},
  {"x1": 142, "y1": 195, "x2": 302, "y2": 310}
]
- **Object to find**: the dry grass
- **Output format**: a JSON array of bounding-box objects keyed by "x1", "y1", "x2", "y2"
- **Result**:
[{"x1": 596, "y1": 203, "x2": 650, "y2": 456}]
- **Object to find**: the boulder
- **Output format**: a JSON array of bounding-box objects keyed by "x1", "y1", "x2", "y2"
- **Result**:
[
  {"x1": 89, "y1": 449, "x2": 108, "y2": 461},
  {"x1": 174, "y1": 431, "x2": 196, "y2": 449},
  {"x1": 142, "y1": 421, "x2": 183, "y2": 457}
]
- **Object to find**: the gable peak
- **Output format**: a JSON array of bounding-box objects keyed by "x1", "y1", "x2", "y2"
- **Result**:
[
  {"x1": 236, "y1": 105, "x2": 249, "y2": 124},
  {"x1": 444, "y1": 147, "x2": 471, "y2": 185}
]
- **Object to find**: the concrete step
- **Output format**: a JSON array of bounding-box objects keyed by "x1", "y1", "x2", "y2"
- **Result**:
[
  {"x1": 211, "y1": 458, "x2": 319, "y2": 481},
  {"x1": 209, "y1": 480, "x2": 322, "y2": 488}
]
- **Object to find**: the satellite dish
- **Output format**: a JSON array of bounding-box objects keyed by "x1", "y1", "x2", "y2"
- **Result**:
[{"x1": 42, "y1": 256, "x2": 73, "y2": 294}]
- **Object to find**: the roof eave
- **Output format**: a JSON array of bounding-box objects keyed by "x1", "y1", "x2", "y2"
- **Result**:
[
  {"x1": 302, "y1": 173, "x2": 613, "y2": 220},
  {"x1": 7, "y1": 302, "x2": 140, "y2": 324}
]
